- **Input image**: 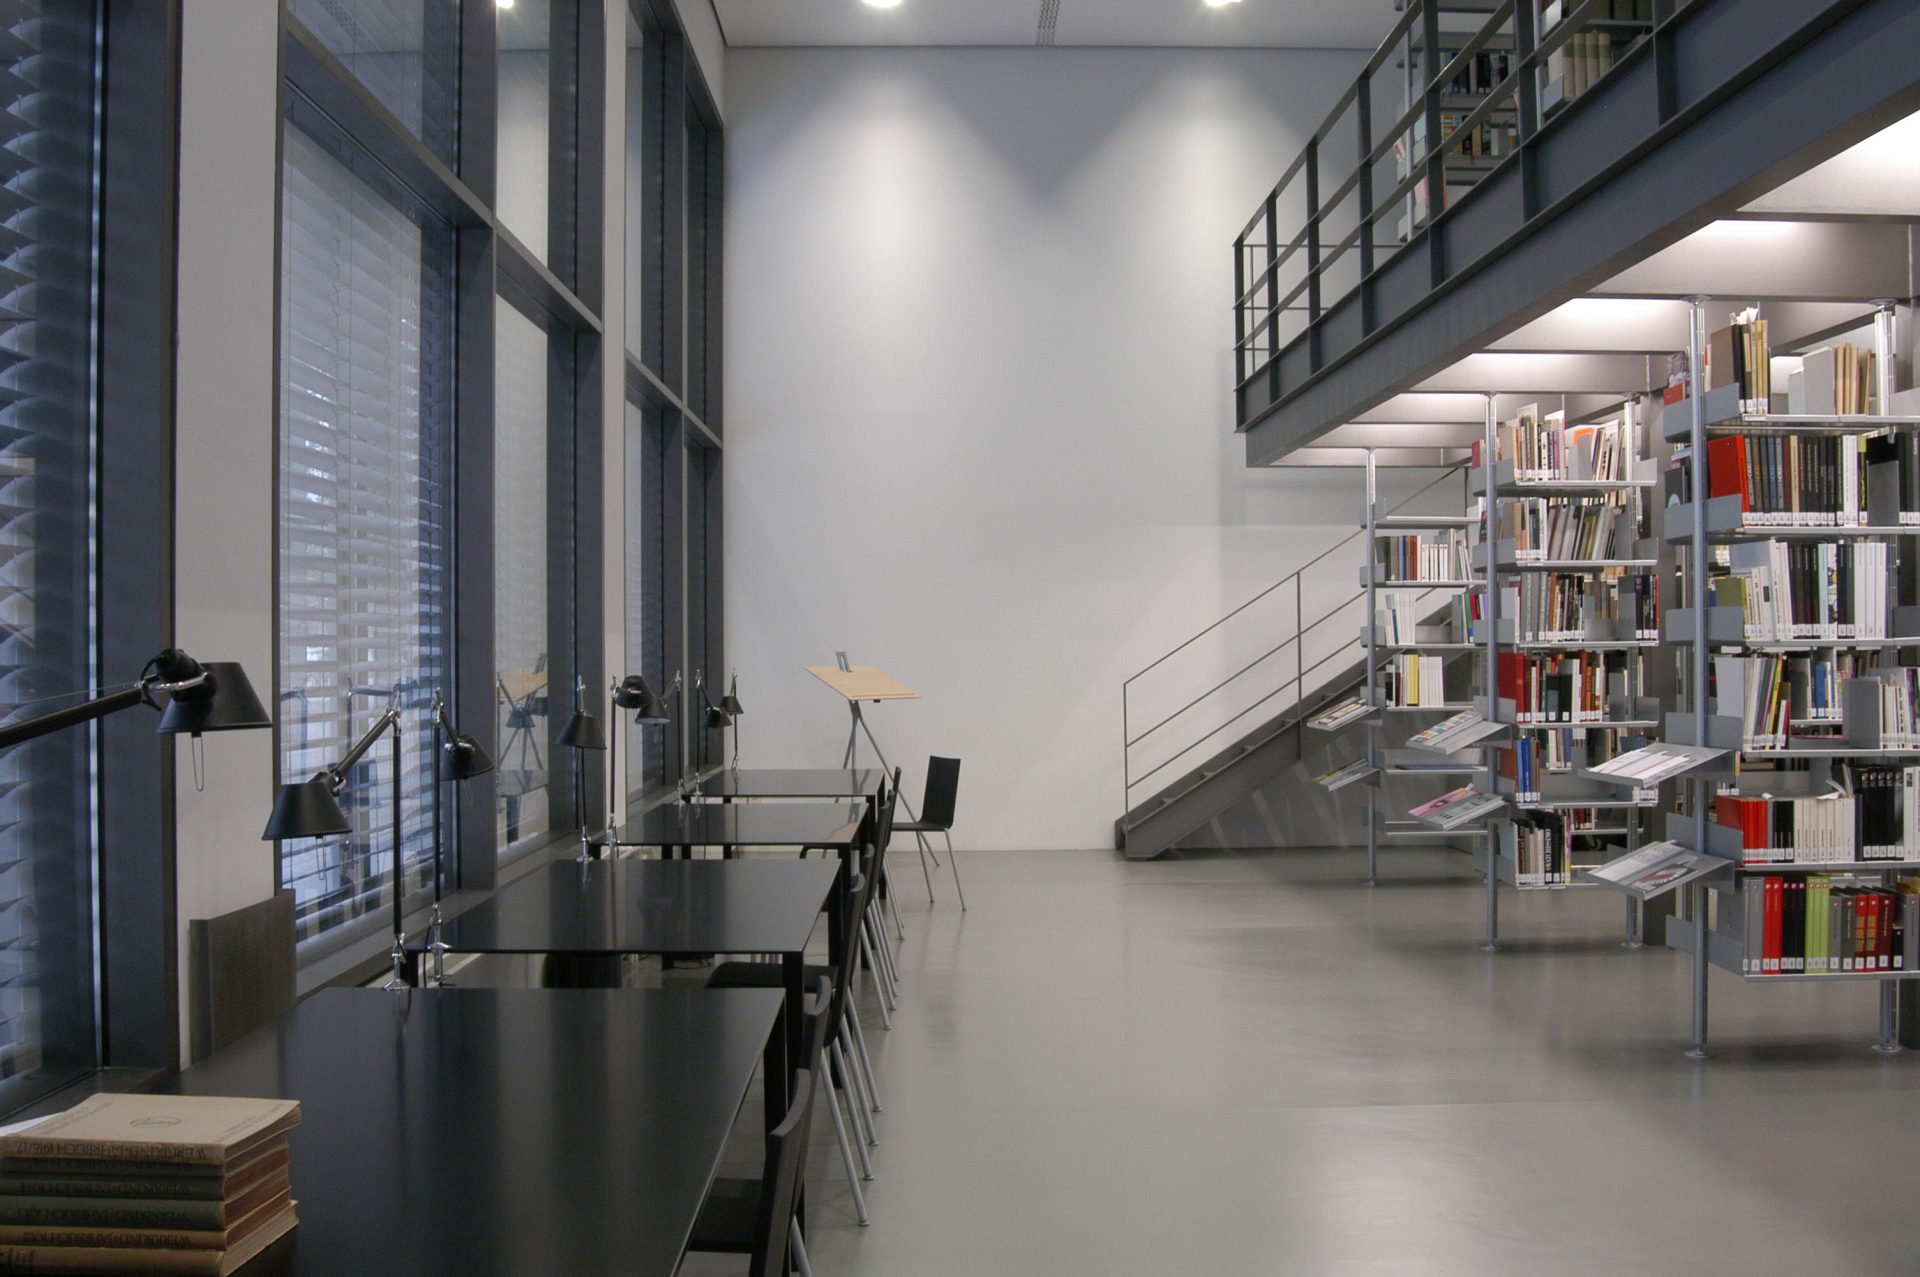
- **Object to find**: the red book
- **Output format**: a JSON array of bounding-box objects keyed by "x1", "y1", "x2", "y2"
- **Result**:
[
  {"x1": 1706, "y1": 436, "x2": 1751, "y2": 511},
  {"x1": 1763, "y1": 876, "x2": 1783, "y2": 974}
]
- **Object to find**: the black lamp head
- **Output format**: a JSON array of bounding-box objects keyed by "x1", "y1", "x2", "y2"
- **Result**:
[
  {"x1": 558, "y1": 710, "x2": 607, "y2": 751},
  {"x1": 611, "y1": 675, "x2": 650, "y2": 710},
  {"x1": 262, "y1": 773, "x2": 351, "y2": 841},
  {"x1": 157, "y1": 662, "x2": 271, "y2": 737},
  {"x1": 444, "y1": 734, "x2": 495, "y2": 780},
  {"x1": 718, "y1": 683, "x2": 744, "y2": 717}
]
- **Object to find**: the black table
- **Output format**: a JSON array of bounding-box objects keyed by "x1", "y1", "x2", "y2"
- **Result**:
[
  {"x1": 164, "y1": 986, "x2": 782, "y2": 1277},
  {"x1": 413, "y1": 857, "x2": 839, "y2": 1127},
  {"x1": 691, "y1": 766, "x2": 882, "y2": 800}
]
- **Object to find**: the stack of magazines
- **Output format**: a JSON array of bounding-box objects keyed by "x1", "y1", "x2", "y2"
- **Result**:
[{"x1": 0, "y1": 1093, "x2": 299, "y2": 1274}]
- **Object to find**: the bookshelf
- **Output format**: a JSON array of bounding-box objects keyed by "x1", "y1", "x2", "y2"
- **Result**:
[
  {"x1": 1468, "y1": 394, "x2": 1663, "y2": 948},
  {"x1": 1666, "y1": 298, "x2": 1918, "y2": 1056},
  {"x1": 1354, "y1": 451, "x2": 1499, "y2": 886}
]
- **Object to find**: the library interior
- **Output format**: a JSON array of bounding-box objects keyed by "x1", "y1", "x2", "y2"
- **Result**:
[{"x1": 0, "y1": 0, "x2": 1917, "y2": 1273}]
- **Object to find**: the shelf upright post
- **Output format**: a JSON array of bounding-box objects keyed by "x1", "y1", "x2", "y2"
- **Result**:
[
  {"x1": 1872, "y1": 300, "x2": 1902, "y2": 1053},
  {"x1": 1365, "y1": 447, "x2": 1380, "y2": 887},
  {"x1": 1685, "y1": 297, "x2": 1711, "y2": 1061},
  {"x1": 1623, "y1": 395, "x2": 1645, "y2": 949},
  {"x1": 1482, "y1": 392, "x2": 1500, "y2": 952}
]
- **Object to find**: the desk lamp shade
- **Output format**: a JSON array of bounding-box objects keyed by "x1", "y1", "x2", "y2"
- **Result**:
[
  {"x1": 156, "y1": 662, "x2": 271, "y2": 736},
  {"x1": 444, "y1": 734, "x2": 494, "y2": 780},
  {"x1": 703, "y1": 701, "x2": 732, "y2": 730},
  {"x1": 614, "y1": 675, "x2": 673, "y2": 726},
  {"x1": 718, "y1": 683, "x2": 743, "y2": 717},
  {"x1": 558, "y1": 710, "x2": 606, "y2": 750},
  {"x1": 262, "y1": 775, "x2": 351, "y2": 840}
]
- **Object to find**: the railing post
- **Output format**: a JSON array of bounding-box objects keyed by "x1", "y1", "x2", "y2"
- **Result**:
[
  {"x1": 1514, "y1": 0, "x2": 1543, "y2": 221},
  {"x1": 1305, "y1": 138, "x2": 1322, "y2": 373},
  {"x1": 1419, "y1": 0, "x2": 1446, "y2": 288},
  {"x1": 1233, "y1": 232, "x2": 1246, "y2": 388},
  {"x1": 1264, "y1": 192, "x2": 1280, "y2": 405},
  {"x1": 1364, "y1": 448, "x2": 1378, "y2": 886},
  {"x1": 1355, "y1": 67, "x2": 1376, "y2": 336}
]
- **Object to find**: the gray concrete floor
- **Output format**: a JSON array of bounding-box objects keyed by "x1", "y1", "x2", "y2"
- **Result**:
[{"x1": 681, "y1": 845, "x2": 1920, "y2": 1277}]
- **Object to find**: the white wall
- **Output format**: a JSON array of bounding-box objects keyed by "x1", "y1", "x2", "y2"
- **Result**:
[
  {"x1": 723, "y1": 46, "x2": 1375, "y2": 851},
  {"x1": 174, "y1": 0, "x2": 280, "y2": 1057}
]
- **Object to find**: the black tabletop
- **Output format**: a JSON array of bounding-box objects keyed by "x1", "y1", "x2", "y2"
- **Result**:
[
  {"x1": 690, "y1": 767, "x2": 882, "y2": 799},
  {"x1": 617, "y1": 800, "x2": 866, "y2": 849},
  {"x1": 421, "y1": 857, "x2": 842, "y2": 957},
  {"x1": 164, "y1": 986, "x2": 782, "y2": 1277}
]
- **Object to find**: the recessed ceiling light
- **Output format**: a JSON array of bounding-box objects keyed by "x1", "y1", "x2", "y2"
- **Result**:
[
  {"x1": 864, "y1": 0, "x2": 903, "y2": 8},
  {"x1": 496, "y1": 0, "x2": 514, "y2": 9},
  {"x1": 1204, "y1": 0, "x2": 1243, "y2": 8}
]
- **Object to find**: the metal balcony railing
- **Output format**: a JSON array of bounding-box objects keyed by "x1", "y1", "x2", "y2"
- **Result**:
[{"x1": 1233, "y1": 0, "x2": 1679, "y2": 427}]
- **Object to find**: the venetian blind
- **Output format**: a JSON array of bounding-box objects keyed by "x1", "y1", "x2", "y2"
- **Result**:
[{"x1": 277, "y1": 124, "x2": 454, "y2": 947}]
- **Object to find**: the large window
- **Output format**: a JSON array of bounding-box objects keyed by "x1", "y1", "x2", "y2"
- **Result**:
[
  {"x1": 0, "y1": 0, "x2": 98, "y2": 1098},
  {"x1": 624, "y1": 2, "x2": 665, "y2": 370},
  {"x1": 288, "y1": 0, "x2": 459, "y2": 166},
  {"x1": 624, "y1": 401, "x2": 667, "y2": 796},
  {"x1": 498, "y1": 0, "x2": 581, "y2": 282},
  {"x1": 277, "y1": 124, "x2": 455, "y2": 949}
]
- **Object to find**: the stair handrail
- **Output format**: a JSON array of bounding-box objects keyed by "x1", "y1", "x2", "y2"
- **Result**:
[{"x1": 1121, "y1": 467, "x2": 1466, "y2": 817}]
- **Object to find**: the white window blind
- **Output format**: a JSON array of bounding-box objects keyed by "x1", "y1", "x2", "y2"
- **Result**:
[
  {"x1": 493, "y1": 298, "x2": 551, "y2": 855},
  {"x1": 278, "y1": 124, "x2": 454, "y2": 948},
  {"x1": 0, "y1": 0, "x2": 98, "y2": 1085}
]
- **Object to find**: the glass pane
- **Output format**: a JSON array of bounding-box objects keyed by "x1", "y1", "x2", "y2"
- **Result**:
[
  {"x1": 0, "y1": 0, "x2": 98, "y2": 1097},
  {"x1": 495, "y1": 299, "x2": 552, "y2": 856},
  {"x1": 497, "y1": 0, "x2": 578, "y2": 277},
  {"x1": 288, "y1": 0, "x2": 459, "y2": 166},
  {"x1": 686, "y1": 442, "x2": 720, "y2": 772},
  {"x1": 624, "y1": 5, "x2": 665, "y2": 368},
  {"x1": 278, "y1": 125, "x2": 455, "y2": 949},
  {"x1": 686, "y1": 107, "x2": 716, "y2": 424},
  {"x1": 623, "y1": 402, "x2": 666, "y2": 798}
]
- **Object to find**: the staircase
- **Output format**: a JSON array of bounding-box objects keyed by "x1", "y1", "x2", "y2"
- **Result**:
[{"x1": 1116, "y1": 468, "x2": 1463, "y2": 860}]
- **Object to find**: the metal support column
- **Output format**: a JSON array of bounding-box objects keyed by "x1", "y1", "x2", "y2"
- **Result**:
[
  {"x1": 1364, "y1": 449, "x2": 1380, "y2": 887},
  {"x1": 1482, "y1": 393, "x2": 1500, "y2": 952},
  {"x1": 1685, "y1": 298, "x2": 1712, "y2": 1061}
]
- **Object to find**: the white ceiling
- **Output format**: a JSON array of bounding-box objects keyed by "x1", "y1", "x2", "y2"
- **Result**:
[{"x1": 708, "y1": 0, "x2": 1398, "y2": 49}]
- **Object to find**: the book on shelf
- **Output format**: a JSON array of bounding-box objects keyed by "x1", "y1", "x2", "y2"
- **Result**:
[
  {"x1": 1840, "y1": 763, "x2": 1920, "y2": 859},
  {"x1": 1714, "y1": 789, "x2": 1857, "y2": 865},
  {"x1": 1713, "y1": 539, "x2": 1887, "y2": 642},
  {"x1": 1505, "y1": 809, "x2": 1572, "y2": 886},
  {"x1": 1380, "y1": 530, "x2": 1469, "y2": 582},
  {"x1": 1500, "y1": 572, "x2": 1657, "y2": 643},
  {"x1": 1383, "y1": 653, "x2": 1448, "y2": 708},
  {"x1": 1313, "y1": 759, "x2": 1376, "y2": 792},
  {"x1": 0, "y1": 1095, "x2": 300, "y2": 1275},
  {"x1": 1704, "y1": 433, "x2": 1870, "y2": 528},
  {"x1": 1474, "y1": 405, "x2": 1630, "y2": 484},
  {"x1": 1783, "y1": 341, "x2": 1874, "y2": 416},
  {"x1": 1863, "y1": 430, "x2": 1920, "y2": 526},
  {"x1": 1497, "y1": 495, "x2": 1628, "y2": 562},
  {"x1": 1497, "y1": 650, "x2": 1633, "y2": 724},
  {"x1": 1705, "y1": 309, "x2": 1769, "y2": 415},
  {"x1": 1308, "y1": 696, "x2": 1374, "y2": 732},
  {"x1": 1713, "y1": 652, "x2": 1877, "y2": 749},
  {"x1": 1376, "y1": 590, "x2": 1459, "y2": 646},
  {"x1": 1727, "y1": 876, "x2": 1917, "y2": 975},
  {"x1": 1409, "y1": 786, "x2": 1505, "y2": 830},
  {"x1": 1664, "y1": 351, "x2": 1690, "y2": 406},
  {"x1": 1585, "y1": 840, "x2": 1723, "y2": 899}
]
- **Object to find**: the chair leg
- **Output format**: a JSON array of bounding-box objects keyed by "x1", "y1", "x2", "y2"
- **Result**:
[
  {"x1": 847, "y1": 1000, "x2": 882, "y2": 1112},
  {"x1": 838, "y1": 1024, "x2": 880, "y2": 1145},
  {"x1": 832, "y1": 1039, "x2": 877, "y2": 1174},
  {"x1": 790, "y1": 1219, "x2": 814, "y2": 1277},
  {"x1": 869, "y1": 897, "x2": 900, "y2": 983},
  {"x1": 881, "y1": 864, "x2": 906, "y2": 942},
  {"x1": 863, "y1": 912, "x2": 898, "y2": 1006},
  {"x1": 820, "y1": 1067, "x2": 871, "y2": 1225},
  {"x1": 915, "y1": 832, "x2": 937, "y2": 903},
  {"x1": 859, "y1": 927, "x2": 896, "y2": 1018},
  {"x1": 944, "y1": 828, "x2": 967, "y2": 910}
]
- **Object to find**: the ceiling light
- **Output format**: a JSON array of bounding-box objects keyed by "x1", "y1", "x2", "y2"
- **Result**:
[
  {"x1": 496, "y1": 0, "x2": 514, "y2": 9},
  {"x1": 864, "y1": 0, "x2": 903, "y2": 8},
  {"x1": 1204, "y1": 0, "x2": 1243, "y2": 7}
]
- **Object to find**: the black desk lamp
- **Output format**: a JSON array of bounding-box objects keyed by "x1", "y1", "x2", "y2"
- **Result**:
[
  {"x1": 557, "y1": 677, "x2": 606, "y2": 863},
  {"x1": 0, "y1": 648, "x2": 268, "y2": 749},
  {"x1": 694, "y1": 669, "x2": 733, "y2": 774},
  {"x1": 263, "y1": 699, "x2": 411, "y2": 988},
  {"x1": 425, "y1": 693, "x2": 492, "y2": 985},
  {"x1": 718, "y1": 674, "x2": 744, "y2": 771},
  {"x1": 596, "y1": 673, "x2": 674, "y2": 853}
]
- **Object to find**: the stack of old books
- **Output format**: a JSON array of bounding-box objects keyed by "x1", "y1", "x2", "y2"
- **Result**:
[{"x1": 0, "y1": 1093, "x2": 298, "y2": 1273}]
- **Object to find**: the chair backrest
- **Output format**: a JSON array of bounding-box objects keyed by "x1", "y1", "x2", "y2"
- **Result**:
[
  {"x1": 921, "y1": 756, "x2": 961, "y2": 829},
  {"x1": 867, "y1": 766, "x2": 903, "y2": 884},
  {"x1": 749, "y1": 1067, "x2": 817, "y2": 1277},
  {"x1": 801, "y1": 975, "x2": 833, "y2": 1080},
  {"x1": 828, "y1": 869, "x2": 866, "y2": 1032}
]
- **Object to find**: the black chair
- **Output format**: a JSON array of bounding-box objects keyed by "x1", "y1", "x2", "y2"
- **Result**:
[
  {"x1": 893, "y1": 755, "x2": 966, "y2": 909},
  {"x1": 684, "y1": 1066, "x2": 818, "y2": 1277}
]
